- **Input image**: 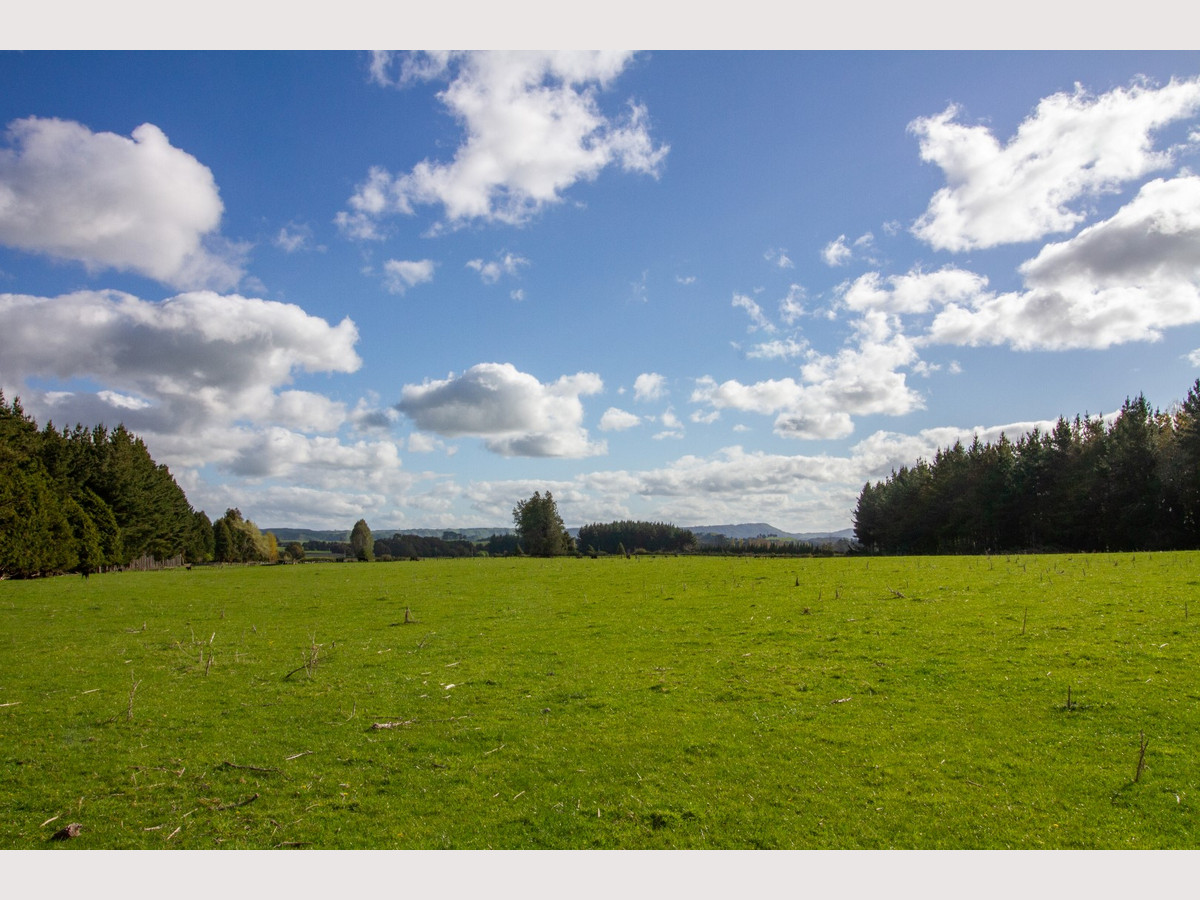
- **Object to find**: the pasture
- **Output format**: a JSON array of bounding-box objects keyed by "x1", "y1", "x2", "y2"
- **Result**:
[{"x1": 1, "y1": 552, "x2": 1197, "y2": 849}]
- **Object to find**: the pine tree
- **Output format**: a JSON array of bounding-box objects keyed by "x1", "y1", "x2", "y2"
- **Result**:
[{"x1": 212, "y1": 517, "x2": 231, "y2": 562}]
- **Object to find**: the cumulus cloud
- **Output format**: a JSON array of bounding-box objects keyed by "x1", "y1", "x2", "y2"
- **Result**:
[
  {"x1": 633, "y1": 372, "x2": 667, "y2": 402},
  {"x1": 910, "y1": 76, "x2": 1200, "y2": 251},
  {"x1": 404, "y1": 432, "x2": 442, "y2": 453},
  {"x1": 927, "y1": 175, "x2": 1200, "y2": 350},
  {"x1": 340, "y1": 51, "x2": 668, "y2": 232},
  {"x1": 598, "y1": 407, "x2": 642, "y2": 431},
  {"x1": 732, "y1": 293, "x2": 776, "y2": 333},
  {"x1": 383, "y1": 258, "x2": 436, "y2": 294},
  {"x1": 466, "y1": 252, "x2": 529, "y2": 284},
  {"x1": 225, "y1": 428, "x2": 403, "y2": 479},
  {"x1": 0, "y1": 288, "x2": 396, "y2": 511},
  {"x1": 654, "y1": 407, "x2": 684, "y2": 440},
  {"x1": 693, "y1": 325, "x2": 922, "y2": 441},
  {"x1": 636, "y1": 445, "x2": 855, "y2": 499},
  {"x1": 350, "y1": 396, "x2": 401, "y2": 433},
  {"x1": 821, "y1": 235, "x2": 852, "y2": 266},
  {"x1": 0, "y1": 117, "x2": 243, "y2": 289},
  {"x1": 396, "y1": 362, "x2": 606, "y2": 458},
  {"x1": 842, "y1": 267, "x2": 990, "y2": 316},
  {"x1": 0, "y1": 290, "x2": 359, "y2": 407}
]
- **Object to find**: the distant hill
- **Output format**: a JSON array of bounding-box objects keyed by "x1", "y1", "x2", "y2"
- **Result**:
[
  {"x1": 687, "y1": 523, "x2": 855, "y2": 545},
  {"x1": 265, "y1": 526, "x2": 511, "y2": 543},
  {"x1": 267, "y1": 523, "x2": 853, "y2": 546},
  {"x1": 265, "y1": 528, "x2": 350, "y2": 544}
]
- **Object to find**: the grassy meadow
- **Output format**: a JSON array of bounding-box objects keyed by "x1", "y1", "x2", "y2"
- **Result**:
[{"x1": 1, "y1": 552, "x2": 1198, "y2": 849}]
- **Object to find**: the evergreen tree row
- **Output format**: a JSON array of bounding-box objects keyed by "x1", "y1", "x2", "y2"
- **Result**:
[
  {"x1": 576, "y1": 520, "x2": 697, "y2": 555},
  {"x1": 1, "y1": 393, "x2": 212, "y2": 577},
  {"x1": 374, "y1": 533, "x2": 477, "y2": 560},
  {"x1": 853, "y1": 381, "x2": 1200, "y2": 555}
]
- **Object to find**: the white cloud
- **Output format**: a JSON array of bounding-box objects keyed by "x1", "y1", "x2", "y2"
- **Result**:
[
  {"x1": 598, "y1": 407, "x2": 642, "y2": 431},
  {"x1": 764, "y1": 247, "x2": 794, "y2": 269},
  {"x1": 96, "y1": 389, "x2": 151, "y2": 411},
  {"x1": 368, "y1": 50, "x2": 453, "y2": 88},
  {"x1": 842, "y1": 267, "x2": 990, "y2": 316},
  {"x1": 225, "y1": 428, "x2": 403, "y2": 479},
  {"x1": 732, "y1": 292, "x2": 776, "y2": 333},
  {"x1": 350, "y1": 397, "x2": 401, "y2": 433},
  {"x1": 0, "y1": 290, "x2": 359, "y2": 413},
  {"x1": 676, "y1": 274, "x2": 697, "y2": 285},
  {"x1": 340, "y1": 51, "x2": 668, "y2": 232},
  {"x1": 746, "y1": 338, "x2": 807, "y2": 360},
  {"x1": 822, "y1": 235, "x2": 852, "y2": 267},
  {"x1": 910, "y1": 76, "x2": 1200, "y2": 251},
  {"x1": 633, "y1": 372, "x2": 667, "y2": 402},
  {"x1": 269, "y1": 390, "x2": 348, "y2": 434},
  {"x1": 0, "y1": 116, "x2": 243, "y2": 289},
  {"x1": 850, "y1": 419, "x2": 1056, "y2": 481},
  {"x1": 0, "y1": 288, "x2": 387, "y2": 511},
  {"x1": 466, "y1": 252, "x2": 529, "y2": 284},
  {"x1": 692, "y1": 328, "x2": 923, "y2": 441},
  {"x1": 275, "y1": 223, "x2": 316, "y2": 254},
  {"x1": 406, "y1": 432, "x2": 448, "y2": 453},
  {"x1": 654, "y1": 407, "x2": 684, "y2": 440},
  {"x1": 927, "y1": 175, "x2": 1200, "y2": 350},
  {"x1": 396, "y1": 362, "x2": 606, "y2": 458},
  {"x1": 383, "y1": 258, "x2": 435, "y2": 294},
  {"x1": 779, "y1": 284, "x2": 806, "y2": 325}
]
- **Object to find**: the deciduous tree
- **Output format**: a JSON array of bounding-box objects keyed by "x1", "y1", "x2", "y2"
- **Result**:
[
  {"x1": 350, "y1": 519, "x2": 374, "y2": 561},
  {"x1": 513, "y1": 491, "x2": 572, "y2": 557}
]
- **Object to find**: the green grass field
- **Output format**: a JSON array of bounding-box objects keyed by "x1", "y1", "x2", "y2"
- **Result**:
[{"x1": 2, "y1": 553, "x2": 1198, "y2": 849}]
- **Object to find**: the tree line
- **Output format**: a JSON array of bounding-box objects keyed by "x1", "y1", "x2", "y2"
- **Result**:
[
  {"x1": 212, "y1": 508, "x2": 275, "y2": 563},
  {"x1": 1, "y1": 393, "x2": 212, "y2": 577},
  {"x1": 853, "y1": 381, "x2": 1200, "y2": 555},
  {"x1": 576, "y1": 520, "x2": 697, "y2": 556}
]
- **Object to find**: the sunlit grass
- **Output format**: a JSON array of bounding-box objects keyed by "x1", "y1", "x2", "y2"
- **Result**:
[{"x1": 1, "y1": 552, "x2": 1197, "y2": 848}]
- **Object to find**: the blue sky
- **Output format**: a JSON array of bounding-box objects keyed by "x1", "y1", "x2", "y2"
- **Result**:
[{"x1": 4, "y1": 47, "x2": 1200, "y2": 532}]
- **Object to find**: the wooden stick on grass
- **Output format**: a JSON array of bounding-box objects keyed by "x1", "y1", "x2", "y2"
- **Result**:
[
  {"x1": 215, "y1": 792, "x2": 260, "y2": 810},
  {"x1": 1134, "y1": 732, "x2": 1148, "y2": 783},
  {"x1": 220, "y1": 760, "x2": 278, "y2": 774}
]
